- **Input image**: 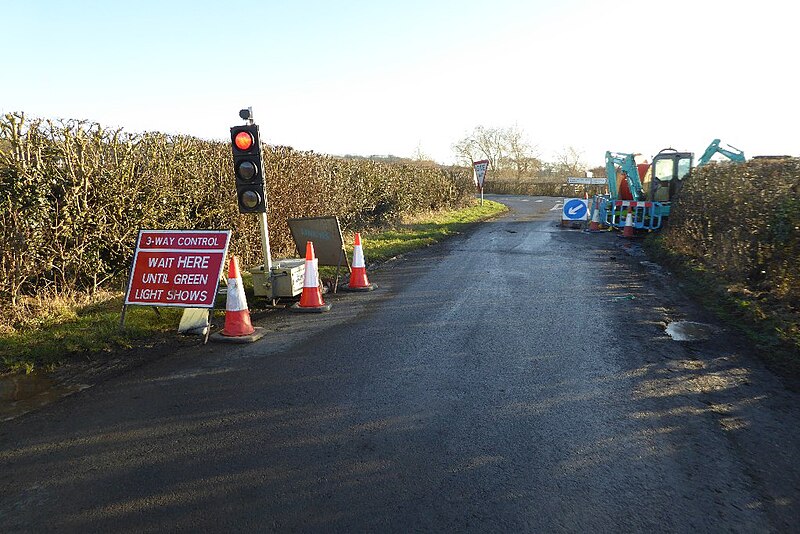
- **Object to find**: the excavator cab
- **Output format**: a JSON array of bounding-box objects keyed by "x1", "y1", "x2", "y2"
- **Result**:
[{"x1": 650, "y1": 148, "x2": 693, "y2": 203}]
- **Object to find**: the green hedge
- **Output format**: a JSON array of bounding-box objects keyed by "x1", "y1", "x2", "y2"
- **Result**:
[
  {"x1": 0, "y1": 113, "x2": 473, "y2": 306},
  {"x1": 483, "y1": 178, "x2": 605, "y2": 198},
  {"x1": 664, "y1": 159, "x2": 799, "y2": 300},
  {"x1": 662, "y1": 158, "x2": 800, "y2": 350}
]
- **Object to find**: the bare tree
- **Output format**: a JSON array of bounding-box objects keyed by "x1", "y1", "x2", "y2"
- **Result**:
[
  {"x1": 503, "y1": 125, "x2": 540, "y2": 178},
  {"x1": 452, "y1": 136, "x2": 481, "y2": 167},
  {"x1": 412, "y1": 142, "x2": 436, "y2": 166},
  {"x1": 452, "y1": 125, "x2": 538, "y2": 176},
  {"x1": 471, "y1": 126, "x2": 505, "y2": 171},
  {"x1": 452, "y1": 126, "x2": 504, "y2": 169},
  {"x1": 554, "y1": 146, "x2": 586, "y2": 178}
]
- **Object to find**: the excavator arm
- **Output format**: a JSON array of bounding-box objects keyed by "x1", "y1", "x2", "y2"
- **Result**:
[
  {"x1": 605, "y1": 151, "x2": 646, "y2": 201},
  {"x1": 697, "y1": 139, "x2": 745, "y2": 166}
]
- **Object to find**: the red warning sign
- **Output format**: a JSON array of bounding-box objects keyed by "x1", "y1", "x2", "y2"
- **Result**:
[{"x1": 124, "y1": 229, "x2": 231, "y2": 308}]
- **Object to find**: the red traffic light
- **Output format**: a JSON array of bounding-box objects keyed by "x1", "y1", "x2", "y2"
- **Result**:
[
  {"x1": 234, "y1": 131, "x2": 254, "y2": 151},
  {"x1": 230, "y1": 122, "x2": 266, "y2": 213}
]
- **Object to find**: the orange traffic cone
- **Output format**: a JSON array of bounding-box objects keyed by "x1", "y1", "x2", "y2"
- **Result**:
[
  {"x1": 345, "y1": 233, "x2": 376, "y2": 291},
  {"x1": 587, "y1": 206, "x2": 602, "y2": 232},
  {"x1": 213, "y1": 256, "x2": 265, "y2": 343},
  {"x1": 291, "y1": 241, "x2": 332, "y2": 312},
  {"x1": 622, "y1": 210, "x2": 635, "y2": 238},
  {"x1": 221, "y1": 256, "x2": 254, "y2": 336}
]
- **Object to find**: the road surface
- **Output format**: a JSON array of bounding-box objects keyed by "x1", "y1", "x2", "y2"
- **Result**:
[{"x1": 1, "y1": 195, "x2": 799, "y2": 532}]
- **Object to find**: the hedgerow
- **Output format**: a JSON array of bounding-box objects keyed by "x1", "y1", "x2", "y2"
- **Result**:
[{"x1": 0, "y1": 113, "x2": 473, "y2": 309}]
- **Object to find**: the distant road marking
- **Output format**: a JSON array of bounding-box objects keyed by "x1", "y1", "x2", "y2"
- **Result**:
[
  {"x1": 535, "y1": 200, "x2": 544, "y2": 203},
  {"x1": 550, "y1": 202, "x2": 564, "y2": 212},
  {"x1": 520, "y1": 199, "x2": 530, "y2": 202}
]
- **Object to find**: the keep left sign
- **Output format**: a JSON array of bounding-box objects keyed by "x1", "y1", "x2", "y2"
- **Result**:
[
  {"x1": 124, "y1": 229, "x2": 231, "y2": 308},
  {"x1": 562, "y1": 198, "x2": 589, "y2": 221}
]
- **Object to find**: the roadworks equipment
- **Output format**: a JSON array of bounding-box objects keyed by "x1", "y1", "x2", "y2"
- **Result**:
[
  {"x1": 213, "y1": 255, "x2": 265, "y2": 343},
  {"x1": 587, "y1": 207, "x2": 603, "y2": 232},
  {"x1": 344, "y1": 233, "x2": 376, "y2": 291},
  {"x1": 622, "y1": 211, "x2": 635, "y2": 238},
  {"x1": 221, "y1": 256, "x2": 254, "y2": 336},
  {"x1": 291, "y1": 241, "x2": 332, "y2": 312}
]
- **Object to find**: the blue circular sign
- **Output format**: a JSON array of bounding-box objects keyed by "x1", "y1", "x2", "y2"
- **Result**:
[{"x1": 563, "y1": 199, "x2": 588, "y2": 220}]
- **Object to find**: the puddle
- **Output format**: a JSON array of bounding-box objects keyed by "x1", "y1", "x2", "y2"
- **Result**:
[
  {"x1": 639, "y1": 261, "x2": 664, "y2": 271},
  {"x1": 665, "y1": 321, "x2": 715, "y2": 341},
  {"x1": 0, "y1": 373, "x2": 89, "y2": 421}
]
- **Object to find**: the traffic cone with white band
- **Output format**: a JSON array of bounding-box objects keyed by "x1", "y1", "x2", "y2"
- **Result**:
[
  {"x1": 588, "y1": 206, "x2": 602, "y2": 232},
  {"x1": 215, "y1": 255, "x2": 264, "y2": 342},
  {"x1": 291, "y1": 241, "x2": 332, "y2": 312},
  {"x1": 622, "y1": 210, "x2": 635, "y2": 238},
  {"x1": 345, "y1": 233, "x2": 376, "y2": 291}
]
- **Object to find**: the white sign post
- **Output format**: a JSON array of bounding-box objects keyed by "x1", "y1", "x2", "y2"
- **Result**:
[{"x1": 473, "y1": 159, "x2": 489, "y2": 206}]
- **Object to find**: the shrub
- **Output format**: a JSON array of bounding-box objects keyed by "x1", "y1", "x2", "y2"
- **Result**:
[{"x1": 0, "y1": 113, "x2": 472, "y2": 311}]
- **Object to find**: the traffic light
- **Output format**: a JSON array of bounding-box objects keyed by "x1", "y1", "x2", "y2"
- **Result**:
[{"x1": 230, "y1": 124, "x2": 267, "y2": 213}]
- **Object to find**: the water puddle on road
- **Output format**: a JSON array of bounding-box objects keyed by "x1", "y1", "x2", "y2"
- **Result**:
[
  {"x1": 665, "y1": 321, "x2": 715, "y2": 341},
  {"x1": 0, "y1": 373, "x2": 89, "y2": 421}
]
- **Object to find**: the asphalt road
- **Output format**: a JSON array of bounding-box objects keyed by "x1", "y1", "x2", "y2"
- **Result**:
[{"x1": 1, "y1": 195, "x2": 799, "y2": 532}]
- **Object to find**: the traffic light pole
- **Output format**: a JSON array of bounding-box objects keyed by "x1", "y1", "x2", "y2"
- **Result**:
[{"x1": 258, "y1": 211, "x2": 272, "y2": 271}]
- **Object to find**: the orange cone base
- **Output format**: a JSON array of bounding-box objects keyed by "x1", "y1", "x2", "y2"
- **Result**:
[
  {"x1": 344, "y1": 282, "x2": 376, "y2": 292},
  {"x1": 299, "y1": 286, "x2": 325, "y2": 307},
  {"x1": 290, "y1": 301, "x2": 332, "y2": 313},
  {"x1": 220, "y1": 309, "x2": 255, "y2": 337},
  {"x1": 618, "y1": 227, "x2": 641, "y2": 239},
  {"x1": 211, "y1": 326, "x2": 266, "y2": 344},
  {"x1": 344, "y1": 269, "x2": 376, "y2": 291}
]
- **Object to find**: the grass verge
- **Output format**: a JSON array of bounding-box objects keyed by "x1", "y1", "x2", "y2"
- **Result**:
[
  {"x1": 358, "y1": 199, "x2": 507, "y2": 262},
  {"x1": 644, "y1": 235, "x2": 800, "y2": 382},
  {"x1": 1, "y1": 199, "x2": 507, "y2": 375}
]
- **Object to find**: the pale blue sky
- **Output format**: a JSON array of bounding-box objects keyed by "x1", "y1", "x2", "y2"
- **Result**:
[{"x1": 2, "y1": 0, "x2": 797, "y2": 166}]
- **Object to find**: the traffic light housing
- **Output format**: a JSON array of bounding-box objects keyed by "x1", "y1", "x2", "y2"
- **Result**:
[{"x1": 230, "y1": 124, "x2": 267, "y2": 213}]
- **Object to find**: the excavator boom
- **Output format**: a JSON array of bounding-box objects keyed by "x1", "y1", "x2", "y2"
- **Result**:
[
  {"x1": 697, "y1": 138, "x2": 745, "y2": 166},
  {"x1": 605, "y1": 151, "x2": 645, "y2": 201}
]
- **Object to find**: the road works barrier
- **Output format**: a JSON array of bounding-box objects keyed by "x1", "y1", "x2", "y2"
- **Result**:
[{"x1": 600, "y1": 199, "x2": 663, "y2": 231}]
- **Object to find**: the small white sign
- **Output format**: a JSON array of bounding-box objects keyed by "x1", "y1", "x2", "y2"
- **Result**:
[{"x1": 568, "y1": 177, "x2": 606, "y2": 185}]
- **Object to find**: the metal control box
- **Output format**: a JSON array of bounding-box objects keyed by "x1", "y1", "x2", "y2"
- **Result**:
[{"x1": 250, "y1": 259, "x2": 305, "y2": 299}]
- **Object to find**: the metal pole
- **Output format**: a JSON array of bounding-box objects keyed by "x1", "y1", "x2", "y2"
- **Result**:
[{"x1": 259, "y1": 211, "x2": 272, "y2": 271}]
